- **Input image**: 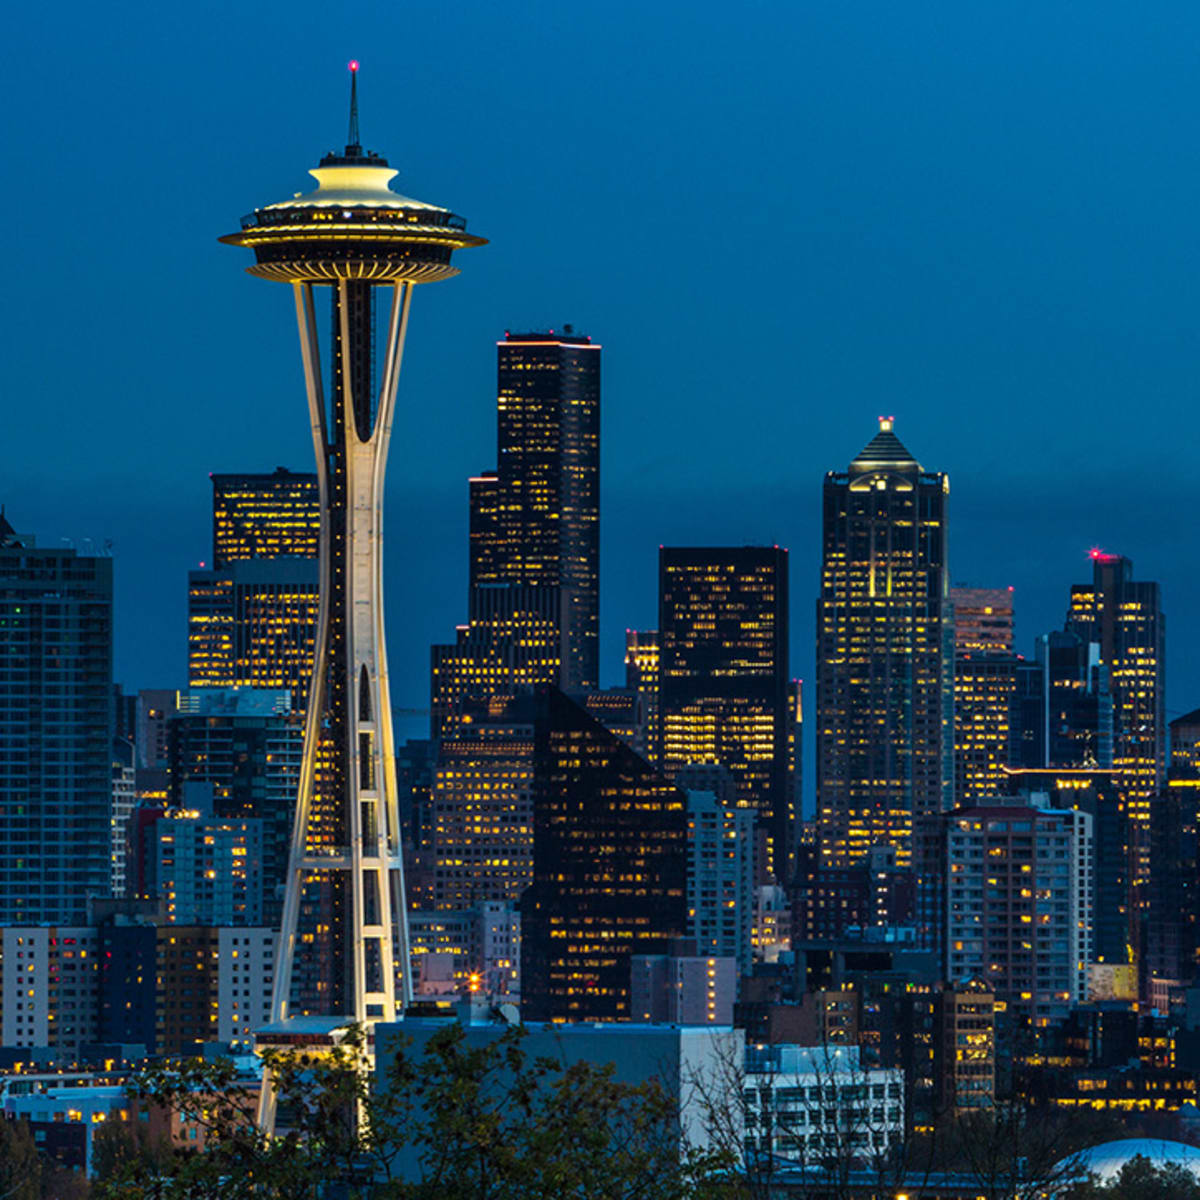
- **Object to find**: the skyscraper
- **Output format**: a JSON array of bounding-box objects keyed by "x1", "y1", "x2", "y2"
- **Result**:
[
  {"x1": 950, "y1": 586, "x2": 1018, "y2": 803},
  {"x1": 0, "y1": 515, "x2": 114, "y2": 923},
  {"x1": 429, "y1": 702, "x2": 535, "y2": 910},
  {"x1": 429, "y1": 583, "x2": 564, "y2": 738},
  {"x1": 469, "y1": 330, "x2": 600, "y2": 690},
  {"x1": 1036, "y1": 629, "x2": 1111, "y2": 769},
  {"x1": 657, "y1": 547, "x2": 792, "y2": 879},
  {"x1": 189, "y1": 467, "x2": 319, "y2": 712},
  {"x1": 188, "y1": 560, "x2": 319, "y2": 710},
  {"x1": 816, "y1": 419, "x2": 952, "y2": 939},
  {"x1": 221, "y1": 61, "x2": 485, "y2": 1093},
  {"x1": 210, "y1": 468, "x2": 320, "y2": 567},
  {"x1": 1065, "y1": 552, "x2": 1165, "y2": 880},
  {"x1": 521, "y1": 687, "x2": 687, "y2": 1022}
]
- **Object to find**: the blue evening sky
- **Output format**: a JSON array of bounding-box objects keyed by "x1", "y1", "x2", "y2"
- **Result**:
[{"x1": 4, "y1": 3, "x2": 1198, "y2": 801}]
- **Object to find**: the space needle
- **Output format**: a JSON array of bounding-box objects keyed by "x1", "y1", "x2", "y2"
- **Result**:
[{"x1": 221, "y1": 63, "x2": 484, "y2": 1124}]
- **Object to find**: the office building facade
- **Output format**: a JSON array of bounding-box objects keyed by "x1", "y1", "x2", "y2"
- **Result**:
[
  {"x1": 950, "y1": 587, "x2": 1018, "y2": 804},
  {"x1": 1066, "y1": 553, "x2": 1164, "y2": 896},
  {"x1": 658, "y1": 546, "x2": 792, "y2": 879},
  {"x1": 816, "y1": 420, "x2": 952, "y2": 943},
  {"x1": 521, "y1": 687, "x2": 688, "y2": 1022},
  {"x1": 469, "y1": 331, "x2": 600, "y2": 690}
]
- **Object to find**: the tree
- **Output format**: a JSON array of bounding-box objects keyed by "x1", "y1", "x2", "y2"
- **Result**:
[
  {"x1": 1062, "y1": 1155, "x2": 1200, "y2": 1199},
  {"x1": 0, "y1": 1118, "x2": 42, "y2": 1200},
  {"x1": 940, "y1": 1098, "x2": 1109, "y2": 1200},
  {"x1": 90, "y1": 1022, "x2": 725, "y2": 1199}
]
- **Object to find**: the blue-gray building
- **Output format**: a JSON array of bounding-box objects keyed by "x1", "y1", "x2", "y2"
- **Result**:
[{"x1": 0, "y1": 515, "x2": 113, "y2": 923}]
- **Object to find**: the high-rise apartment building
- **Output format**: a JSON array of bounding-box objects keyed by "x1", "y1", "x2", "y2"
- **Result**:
[
  {"x1": 686, "y1": 790, "x2": 755, "y2": 975},
  {"x1": 521, "y1": 687, "x2": 687, "y2": 1022},
  {"x1": 945, "y1": 799, "x2": 1093, "y2": 1024},
  {"x1": 816, "y1": 420, "x2": 952, "y2": 944},
  {"x1": 153, "y1": 811, "x2": 266, "y2": 925},
  {"x1": 1007, "y1": 766, "x2": 1132, "y2": 969},
  {"x1": 111, "y1": 737, "x2": 136, "y2": 897},
  {"x1": 0, "y1": 517, "x2": 114, "y2": 923},
  {"x1": 658, "y1": 547, "x2": 792, "y2": 879},
  {"x1": 469, "y1": 331, "x2": 600, "y2": 690},
  {"x1": 1065, "y1": 553, "x2": 1164, "y2": 890},
  {"x1": 951, "y1": 587, "x2": 1018, "y2": 804}
]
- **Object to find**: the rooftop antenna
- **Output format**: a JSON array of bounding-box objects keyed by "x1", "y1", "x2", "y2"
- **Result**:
[{"x1": 346, "y1": 60, "x2": 361, "y2": 156}]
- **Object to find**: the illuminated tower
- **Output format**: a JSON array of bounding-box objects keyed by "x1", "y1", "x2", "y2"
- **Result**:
[
  {"x1": 469, "y1": 331, "x2": 601, "y2": 689},
  {"x1": 221, "y1": 63, "x2": 485, "y2": 1069},
  {"x1": 950, "y1": 586, "x2": 1018, "y2": 803},
  {"x1": 816, "y1": 418, "x2": 952, "y2": 942},
  {"x1": 1065, "y1": 551, "x2": 1164, "y2": 901}
]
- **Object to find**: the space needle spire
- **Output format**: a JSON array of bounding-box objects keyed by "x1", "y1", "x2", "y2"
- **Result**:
[
  {"x1": 221, "y1": 62, "x2": 486, "y2": 1130},
  {"x1": 346, "y1": 59, "x2": 361, "y2": 154}
]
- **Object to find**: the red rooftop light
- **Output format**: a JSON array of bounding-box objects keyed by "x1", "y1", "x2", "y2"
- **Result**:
[{"x1": 348, "y1": 60, "x2": 359, "y2": 72}]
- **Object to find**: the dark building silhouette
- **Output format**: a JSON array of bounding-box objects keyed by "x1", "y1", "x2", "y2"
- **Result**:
[
  {"x1": 1146, "y1": 710, "x2": 1200, "y2": 991},
  {"x1": 0, "y1": 515, "x2": 114, "y2": 923},
  {"x1": 521, "y1": 687, "x2": 687, "y2": 1022},
  {"x1": 1037, "y1": 629, "x2": 1112, "y2": 770},
  {"x1": 1013, "y1": 658, "x2": 1047, "y2": 770},
  {"x1": 816, "y1": 419, "x2": 952, "y2": 942},
  {"x1": 469, "y1": 331, "x2": 600, "y2": 690},
  {"x1": 657, "y1": 546, "x2": 792, "y2": 879}
]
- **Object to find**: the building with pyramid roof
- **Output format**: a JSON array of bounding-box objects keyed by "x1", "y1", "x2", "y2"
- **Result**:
[{"x1": 815, "y1": 418, "x2": 952, "y2": 947}]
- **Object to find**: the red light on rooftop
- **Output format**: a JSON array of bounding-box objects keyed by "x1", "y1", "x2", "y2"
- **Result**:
[{"x1": 348, "y1": 60, "x2": 359, "y2": 72}]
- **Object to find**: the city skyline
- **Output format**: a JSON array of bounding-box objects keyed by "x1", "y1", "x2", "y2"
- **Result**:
[{"x1": 8, "y1": 4, "x2": 1200, "y2": 803}]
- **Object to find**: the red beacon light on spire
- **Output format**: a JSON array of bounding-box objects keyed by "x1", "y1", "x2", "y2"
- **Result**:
[{"x1": 348, "y1": 59, "x2": 360, "y2": 72}]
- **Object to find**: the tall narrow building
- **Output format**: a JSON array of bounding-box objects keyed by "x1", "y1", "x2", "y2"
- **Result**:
[
  {"x1": 657, "y1": 547, "x2": 792, "y2": 879},
  {"x1": 0, "y1": 514, "x2": 114, "y2": 922},
  {"x1": 1065, "y1": 552, "x2": 1165, "y2": 865},
  {"x1": 469, "y1": 331, "x2": 600, "y2": 690},
  {"x1": 950, "y1": 587, "x2": 1018, "y2": 804},
  {"x1": 816, "y1": 419, "x2": 952, "y2": 936}
]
